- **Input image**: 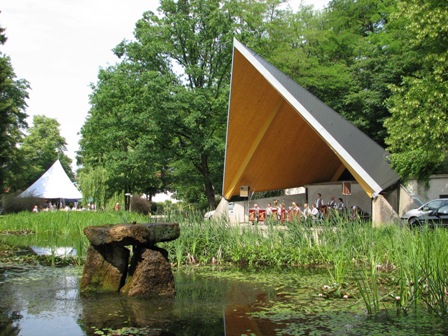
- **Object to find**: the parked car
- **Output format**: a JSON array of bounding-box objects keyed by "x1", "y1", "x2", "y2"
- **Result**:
[{"x1": 401, "y1": 198, "x2": 448, "y2": 227}]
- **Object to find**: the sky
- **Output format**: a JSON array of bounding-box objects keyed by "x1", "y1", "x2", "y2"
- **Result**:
[{"x1": 1, "y1": 0, "x2": 329, "y2": 171}]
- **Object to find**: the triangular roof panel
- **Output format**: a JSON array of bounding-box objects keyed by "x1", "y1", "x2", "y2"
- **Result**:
[
  {"x1": 223, "y1": 39, "x2": 400, "y2": 199},
  {"x1": 20, "y1": 160, "x2": 82, "y2": 199}
]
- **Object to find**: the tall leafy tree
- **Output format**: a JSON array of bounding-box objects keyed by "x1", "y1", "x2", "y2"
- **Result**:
[
  {"x1": 81, "y1": 0, "x2": 284, "y2": 209},
  {"x1": 79, "y1": 62, "x2": 172, "y2": 209},
  {"x1": 124, "y1": 0, "x2": 237, "y2": 208},
  {"x1": 77, "y1": 166, "x2": 109, "y2": 209},
  {"x1": 329, "y1": 0, "x2": 398, "y2": 145},
  {"x1": 12, "y1": 115, "x2": 73, "y2": 191},
  {"x1": 385, "y1": 0, "x2": 448, "y2": 181},
  {"x1": 0, "y1": 22, "x2": 29, "y2": 193}
]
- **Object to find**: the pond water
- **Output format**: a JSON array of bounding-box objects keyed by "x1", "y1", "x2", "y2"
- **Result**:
[{"x1": 1, "y1": 263, "x2": 448, "y2": 336}]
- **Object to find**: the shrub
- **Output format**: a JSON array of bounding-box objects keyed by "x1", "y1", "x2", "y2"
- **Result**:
[
  {"x1": 131, "y1": 196, "x2": 151, "y2": 215},
  {"x1": 2, "y1": 193, "x2": 44, "y2": 214}
]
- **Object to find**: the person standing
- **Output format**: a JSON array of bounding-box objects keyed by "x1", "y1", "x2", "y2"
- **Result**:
[
  {"x1": 315, "y1": 193, "x2": 324, "y2": 210},
  {"x1": 265, "y1": 202, "x2": 273, "y2": 223},
  {"x1": 253, "y1": 203, "x2": 260, "y2": 224},
  {"x1": 310, "y1": 204, "x2": 319, "y2": 220},
  {"x1": 336, "y1": 198, "x2": 345, "y2": 212},
  {"x1": 315, "y1": 193, "x2": 324, "y2": 219},
  {"x1": 328, "y1": 196, "x2": 336, "y2": 208},
  {"x1": 302, "y1": 203, "x2": 311, "y2": 220},
  {"x1": 114, "y1": 202, "x2": 120, "y2": 212}
]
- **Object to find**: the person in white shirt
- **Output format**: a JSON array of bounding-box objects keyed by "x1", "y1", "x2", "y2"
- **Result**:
[
  {"x1": 266, "y1": 202, "x2": 272, "y2": 216},
  {"x1": 310, "y1": 204, "x2": 319, "y2": 220},
  {"x1": 328, "y1": 196, "x2": 336, "y2": 208}
]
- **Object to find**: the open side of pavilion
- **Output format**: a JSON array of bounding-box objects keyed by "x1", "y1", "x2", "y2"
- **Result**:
[{"x1": 220, "y1": 39, "x2": 402, "y2": 225}]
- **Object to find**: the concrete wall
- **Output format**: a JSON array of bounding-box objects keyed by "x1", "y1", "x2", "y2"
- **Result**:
[
  {"x1": 404, "y1": 175, "x2": 448, "y2": 202},
  {"x1": 372, "y1": 194, "x2": 399, "y2": 226}
]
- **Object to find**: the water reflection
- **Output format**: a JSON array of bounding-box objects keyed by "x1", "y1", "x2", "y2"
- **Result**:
[
  {"x1": 0, "y1": 266, "x2": 83, "y2": 336},
  {"x1": 30, "y1": 246, "x2": 77, "y2": 257},
  {"x1": 1, "y1": 265, "x2": 448, "y2": 335}
]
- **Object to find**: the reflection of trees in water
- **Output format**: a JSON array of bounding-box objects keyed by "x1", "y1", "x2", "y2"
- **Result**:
[
  {"x1": 0, "y1": 267, "x2": 27, "y2": 336},
  {"x1": 0, "y1": 266, "x2": 82, "y2": 335},
  {"x1": 0, "y1": 311, "x2": 21, "y2": 336}
]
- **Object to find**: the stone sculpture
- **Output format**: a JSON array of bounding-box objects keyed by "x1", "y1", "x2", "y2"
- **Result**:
[{"x1": 80, "y1": 223, "x2": 180, "y2": 297}]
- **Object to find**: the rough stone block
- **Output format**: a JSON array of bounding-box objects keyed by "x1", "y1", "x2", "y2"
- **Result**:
[{"x1": 80, "y1": 244, "x2": 130, "y2": 292}]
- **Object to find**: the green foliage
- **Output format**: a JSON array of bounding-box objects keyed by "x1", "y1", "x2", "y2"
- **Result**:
[
  {"x1": 385, "y1": 0, "x2": 448, "y2": 181},
  {"x1": 80, "y1": 0, "x2": 297, "y2": 209},
  {"x1": 78, "y1": 166, "x2": 109, "y2": 209},
  {"x1": 130, "y1": 196, "x2": 151, "y2": 215},
  {"x1": 0, "y1": 23, "x2": 30, "y2": 193},
  {"x1": 79, "y1": 62, "x2": 170, "y2": 204},
  {"x1": 1, "y1": 193, "x2": 43, "y2": 214},
  {"x1": 12, "y1": 115, "x2": 73, "y2": 191}
]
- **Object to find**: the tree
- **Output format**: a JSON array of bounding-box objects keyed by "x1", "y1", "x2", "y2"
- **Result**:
[
  {"x1": 77, "y1": 166, "x2": 109, "y2": 209},
  {"x1": 79, "y1": 62, "x2": 172, "y2": 209},
  {"x1": 12, "y1": 115, "x2": 73, "y2": 191},
  {"x1": 249, "y1": 0, "x2": 398, "y2": 146},
  {"x1": 0, "y1": 21, "x2": 29, "y2": 193},
  {"x1": 385, "y1": 0, "x2": 448, "y2": 181},
  {"x1": 124, "y1": 0, "x2": 238, "y2": 209},
  {"x1": 81, "y1": 0, "x2": 285, "y2": 209}
]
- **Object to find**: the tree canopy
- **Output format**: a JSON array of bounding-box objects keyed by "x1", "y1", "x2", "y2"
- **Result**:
[
  {"x1": 0, "y1": 22, "x2": 29, "y2": 193},
  {"x1": 385, "y1": 0, "x2": 448, "y2": 181},
  {"x1": 78, "y1": 0, "x2": 448, "y2": 209},
  {"x1": 6, "y1": 115, "x2": 73, "y2": 192}
]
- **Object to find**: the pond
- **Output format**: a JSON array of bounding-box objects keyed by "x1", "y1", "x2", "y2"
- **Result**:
[{"x1": 1, "y1": 260, "x2": 448, "y2": 336}]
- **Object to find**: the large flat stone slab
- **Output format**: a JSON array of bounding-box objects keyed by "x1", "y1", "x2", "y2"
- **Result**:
[{"x1": 83, "y1": 223, "x2": 180, "y2": 247}]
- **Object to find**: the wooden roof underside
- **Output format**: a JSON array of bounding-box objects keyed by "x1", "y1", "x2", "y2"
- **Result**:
[{"x1": 223, "y1": 49, "x2": 348, "y2": 199}]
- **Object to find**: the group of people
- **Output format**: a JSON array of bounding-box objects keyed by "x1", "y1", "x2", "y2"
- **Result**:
[
  {"x1": 250, "y1": 193, "x2": 347, "y2": 223},
  {"x1": 31, "y1": 201, "x2": 97, "y2": 212}
]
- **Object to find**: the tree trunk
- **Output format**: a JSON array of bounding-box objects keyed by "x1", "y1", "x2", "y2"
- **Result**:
[{"x1": 200, "y1": 154, "x2": 216, "y2": 209}]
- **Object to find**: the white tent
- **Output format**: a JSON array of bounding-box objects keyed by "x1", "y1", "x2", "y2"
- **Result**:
[{"x1": 20, "y1": 160, "x2": 82, "y2": 200}]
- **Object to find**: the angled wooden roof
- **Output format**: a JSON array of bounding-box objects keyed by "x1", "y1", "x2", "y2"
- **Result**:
[{"x1": 222, "y1": 39, "x2": 400, "y2": 199}]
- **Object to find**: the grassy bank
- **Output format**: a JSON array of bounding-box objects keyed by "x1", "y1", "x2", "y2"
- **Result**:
[{"x1": 1, "y1": 210, "x2": 448, "y2": 317}]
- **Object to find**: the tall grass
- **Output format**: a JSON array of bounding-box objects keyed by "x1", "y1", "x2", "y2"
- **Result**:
[{"x1": 1, "y1": 210, "x2": 448, "y2": 317}]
